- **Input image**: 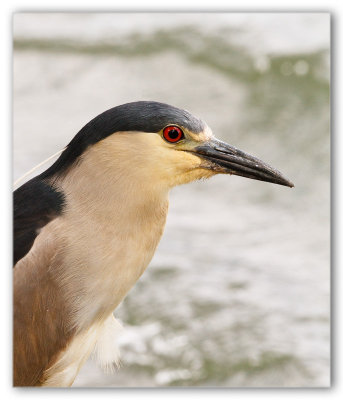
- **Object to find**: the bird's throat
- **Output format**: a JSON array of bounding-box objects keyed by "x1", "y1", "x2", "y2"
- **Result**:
[{"x1": 53, "y1": 160, "x2": 169, "y2": 332}]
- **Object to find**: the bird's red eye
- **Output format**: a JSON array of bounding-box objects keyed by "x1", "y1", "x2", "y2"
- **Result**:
[{"x1": 163, "y1": 126, "x2": 184, "y2": 143}]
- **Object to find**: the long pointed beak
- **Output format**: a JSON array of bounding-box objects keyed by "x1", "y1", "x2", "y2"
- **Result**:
[{"x1": 190, "y1": 139, "x2": 294, "y2": 188}]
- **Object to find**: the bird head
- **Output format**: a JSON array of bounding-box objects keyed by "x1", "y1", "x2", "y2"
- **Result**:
[{"x1": 44, "y1": 101, "x2": 293, "y2": 191}]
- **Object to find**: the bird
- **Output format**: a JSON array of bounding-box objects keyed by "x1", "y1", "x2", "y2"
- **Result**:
[{"x1": 13, "y1": 101, "x2": 293, "y2": 387}]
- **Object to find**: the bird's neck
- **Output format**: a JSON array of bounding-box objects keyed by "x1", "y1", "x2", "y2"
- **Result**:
[{"x1": 53, "y1": 149, "x2": 170, "y2": 331}]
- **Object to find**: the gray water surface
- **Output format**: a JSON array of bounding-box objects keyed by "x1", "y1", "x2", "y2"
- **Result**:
[{"x1": 13, "y1": 13, "x2": 330, "y2": 387}]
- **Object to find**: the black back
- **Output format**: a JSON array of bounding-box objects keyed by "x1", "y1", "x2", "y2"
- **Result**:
[{"x1": 13, "y1": 179, "x2": 65, "y2": 266}]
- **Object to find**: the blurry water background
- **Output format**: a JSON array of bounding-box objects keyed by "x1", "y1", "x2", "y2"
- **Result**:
[{"x1": 13, "y1": 13, "x2": 330, "y2": 387}]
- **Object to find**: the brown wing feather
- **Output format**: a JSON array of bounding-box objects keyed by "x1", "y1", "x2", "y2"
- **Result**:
[{"x1": 13, "y1": 221, "x2": 75, "y2": 386}]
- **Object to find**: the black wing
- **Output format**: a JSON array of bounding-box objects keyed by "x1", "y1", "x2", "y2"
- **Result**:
[{"x1": 13, "y1": 178, "x2": 65, "y2": 266}]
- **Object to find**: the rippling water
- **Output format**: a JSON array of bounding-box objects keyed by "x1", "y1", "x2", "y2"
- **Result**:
[{"x1": 13, "y1": 13, "x2": 330, "y2": 387}]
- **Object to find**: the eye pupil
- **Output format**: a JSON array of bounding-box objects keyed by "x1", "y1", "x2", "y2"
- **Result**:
[
  {"x1": 163, "y1": 126, "x2": 184, "y2": 143},
  {"x1": 168, "y1": 130, "x2": 179, "y2": 139}
]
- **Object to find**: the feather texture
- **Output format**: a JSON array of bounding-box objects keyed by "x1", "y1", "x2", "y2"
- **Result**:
[{"x1": 13, "y1": 178, "x2": 65, "y2": 266}]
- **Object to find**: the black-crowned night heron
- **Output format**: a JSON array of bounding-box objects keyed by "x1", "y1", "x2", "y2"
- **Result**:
[{"x1": 13, "y1": 101, "x2": 293, "y2": 386}]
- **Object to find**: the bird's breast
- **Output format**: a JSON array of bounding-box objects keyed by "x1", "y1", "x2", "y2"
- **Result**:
[{"x1": 58, "y1": 194, "x2": 169, "y2": 331}]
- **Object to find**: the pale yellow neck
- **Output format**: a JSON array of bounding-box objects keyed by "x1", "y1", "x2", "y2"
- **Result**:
[{"x1": 53, "y1": 135, "x2": 170, "y2": 331}]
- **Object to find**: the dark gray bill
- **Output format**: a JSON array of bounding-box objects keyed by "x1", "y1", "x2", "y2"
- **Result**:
[{"x1": 190, "y1": 139, "x2": 294, "y2": 188}]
